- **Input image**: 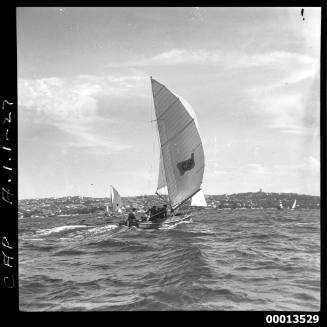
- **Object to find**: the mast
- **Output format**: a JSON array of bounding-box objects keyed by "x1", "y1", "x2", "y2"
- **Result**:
[
  {"x1": 109, "y1": 185, "x2": 113, "y2": 209},
  {"x1": 151, "y1": 77, "x2": 172, "y2": 207},
  {"x1": 151, "y1": 76, "x2": 173, "y2": 206}
]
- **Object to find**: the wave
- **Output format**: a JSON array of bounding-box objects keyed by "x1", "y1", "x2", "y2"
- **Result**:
[
  {"x1": 36, "y1": 225, "x2": 91, "y2": 236},
  {"x1": 24, "y1": 243, "x2": 57, "y2": 251},
  {"x1": 87, "y1": 224, "x2": 119, "y2": 234},
  {"x1": 20, "y1": 237, "x2": 45, "y2": 242},
  {"x1": 159, "y1": 218, "x2": 193, "y2": 230},
  {"x1": 18, "y1": 209, "x2": 320, "y2": 311},
  {"x1": 54, "y1": 249, "x2": 86, "y2": 256}
]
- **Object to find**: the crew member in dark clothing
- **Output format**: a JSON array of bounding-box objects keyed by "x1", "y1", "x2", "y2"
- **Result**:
[
  {"x1": 148, "y1": 206, "x2": 158, "y2": 221},
  {"x1": 126, "y1": 208, "x2": 137, "y2": 227},
  {"x1": 145, "y1": 207, "x2": 151, "y2": 216},
  {"x1": 159, "y1": 204, "x2": 168, "y2": 219}
]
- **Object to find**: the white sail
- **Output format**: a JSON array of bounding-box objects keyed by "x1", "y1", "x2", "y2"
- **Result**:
[
  {"x1": 291, "y1": 199, "x2": 297, "y2": 210},
  {"x1": 151, "y1": 77, "x2": 205, "y2": 209},
  {"x1": 279, "y1": 199, "x2": 283, "y2": 209},
  {"x1": 110, "y1": 185, "x2": 123, "y2": 213},
  {"x1": 191, "y1": 189, "x2": 207, "y2": 207},
  {"x1": 157, "y1": 149, "x2": 167, "y2": 191}
]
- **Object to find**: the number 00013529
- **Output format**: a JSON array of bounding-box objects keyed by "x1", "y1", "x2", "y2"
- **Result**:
[{"x1": 266, "y1": 314, "x2": 319, "y2": 324}]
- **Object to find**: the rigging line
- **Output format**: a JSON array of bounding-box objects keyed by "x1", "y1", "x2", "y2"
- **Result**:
[
  {"x1": 147, "y1": 81, "x2": 156, "y2": 191},
  {"x1": 151, "y1": 84, "x2": 172, "y2": 206},
  {"x1": 155, "y1": 191, "x2": 169, "y2": 205},
  {"x1": 152, "y1": 110, "x2": 162, "y2": 191},
  {"x1": 173, "y1": 189, "x2": 201, "y2": 210}
]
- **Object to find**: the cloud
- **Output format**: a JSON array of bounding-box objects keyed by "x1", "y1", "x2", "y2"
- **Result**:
[
  {"x1": 246, "y1": 163, "x2": 267, "y2": 174},
  {"x1": 254, "y1": 92, "x2": 306, "y2": 131},
  {"x1": 103, "y1": 48, "x2": 319, "y2": 136},
  {"x1": 18, "y1": 73, "x2": 148, "y2": 153},
  {"x1": 106, "y1": 49, "x2": 319, "y2": 138},
  {"x1": 243, "y1": 157, "x2": 320, "y2": 177},
  {"x1": 247, "y1": 51, "x2": 319, "y2": 134},
  {"x1": 204, "y1": 169, "x2": 231, "y2": 179},
  {"x1": 250, "y1": 82, "x2": 319, "y2": 134},
  {"x1": 18, "y1": 77, "x2": 99, "y2": 123},
  {"x1": 18, "y1": 73, "x2": 148, "y2": 120},
  {"x1": 205, "y1": 160, "x2": 268, "y2": 179},
  {"x1": 107, "y1": 48, "x2": 317, "y2": 70},
  {"x1": 302, "y1": 156, "x2": 320, "y2": 172},
  {"x1": 274, "y1": 156, "x2": 320, "y2": 174},
  {"x1": 58, "y1": 121, "x2": 131, "y2": 153}
]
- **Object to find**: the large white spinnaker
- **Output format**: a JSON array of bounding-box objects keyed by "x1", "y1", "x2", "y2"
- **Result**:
[
  {"x1": 151, "y1": 77, "x2": 205, "y2": 209},
  {"x1": 110, "y1": 185, "x2": 123, "y2": 213},
  {"x1": 191, "y1": 189, "x2": 207, "y2": 207}
]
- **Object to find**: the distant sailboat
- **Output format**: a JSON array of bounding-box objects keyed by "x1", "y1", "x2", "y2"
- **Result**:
[
  {"x1": 278, "y1": 199, "x2": 283, "y2": 210},
  {"x1": 107, "y1": 185, "x2": 123, "y2": 216},
  {"x1": 129, "y1": 77, "x2": 205, "y2": 229},
  {"x1": 291, "y1": 199, "x2": 297, "y2": 210}
]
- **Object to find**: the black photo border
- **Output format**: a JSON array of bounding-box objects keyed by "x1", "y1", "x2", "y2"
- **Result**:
[{"x1": 1, "y1": 2, "x2": 325, "y2": 325}]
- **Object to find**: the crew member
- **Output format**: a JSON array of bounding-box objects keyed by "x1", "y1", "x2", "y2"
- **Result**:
[
  {"x1": 126, "y1": 208, "x2": 137, "y2": 227},
  {"x1": 159, "y1": 204, "x2": 168, "y2": 219},
  {"x1": 150, "y1": 206, "x2": 157, "y2": 220}
]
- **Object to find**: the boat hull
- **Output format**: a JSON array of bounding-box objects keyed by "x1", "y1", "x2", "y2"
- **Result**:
[
  {"x1": 139, "y1": 214, "x2": 191, "y2": 229},
  {"x1": 119, "y1": 214, "x2": 192, "y2": 229}
]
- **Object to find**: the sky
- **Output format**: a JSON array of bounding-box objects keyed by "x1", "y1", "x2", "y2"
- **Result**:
[{"x1": 17, "y1": 7, "x2": 321, "y2": 198}]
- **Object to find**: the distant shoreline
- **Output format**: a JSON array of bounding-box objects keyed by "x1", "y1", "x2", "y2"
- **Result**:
[
  {"x1": 19, "y1": 191, "x2": 320, "y2": 201},
  {"x1": 18, "y1": 192, "x2": 320, "y2": 219}
]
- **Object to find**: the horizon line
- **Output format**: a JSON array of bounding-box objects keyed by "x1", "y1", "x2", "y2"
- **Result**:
[{"x1": 19, "y1": 190, "x2": 321, "y2": 201}]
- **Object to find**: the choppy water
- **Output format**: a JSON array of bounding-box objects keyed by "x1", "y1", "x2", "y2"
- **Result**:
[{"x1": 19, "y1": 208, "x2": 320, "y2": 311}]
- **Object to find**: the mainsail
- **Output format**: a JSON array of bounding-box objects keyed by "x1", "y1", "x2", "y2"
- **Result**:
[
  {"x1": 291, "y1": 199, "x2": 297, "y2": 210},
  {"x1": 279, "y1": 199, "x2": 283, "y2": 209},
  {"x1": 151, "y1": 77, "x2": 205, "y2": 209},
  {"x1": 157, "y1": 149, "x2": 167, "y2": 191},
  {"x1": 110, "y1": 185, "x2": 123, "y2": 213},
  {"x1": 191, "y1": 189, "x2": 207, "y2": 207}
]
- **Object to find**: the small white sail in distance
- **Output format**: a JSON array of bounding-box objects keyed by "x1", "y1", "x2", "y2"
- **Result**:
[
  {"x1": 191, "y1": 189, "x2": 207, "y2": 207},
  {"x1": 279, "y1": 199, "x2": 283, "y2": 209},
  {"x1": 110, "y1": 185, "x2": 123, "y2": 213},
  {"x1": 291, "y1": 199, "x2": 297, "y2": 210}
]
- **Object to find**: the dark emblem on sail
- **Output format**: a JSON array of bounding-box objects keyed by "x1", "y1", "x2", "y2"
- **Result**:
[{"x1": 177, "y1": 153, "x2": 195, "y2": 176}]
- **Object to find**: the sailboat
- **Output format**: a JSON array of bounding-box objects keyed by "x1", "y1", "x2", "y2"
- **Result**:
[
  {"x1": 106, "y1": 185, "x2": 123, "y2": 216},
  {"x1": 277, "y1": 199, "x2": 283, "y2": 210},
  {"x1": 134, "y1": 77, "x2": 206, "y2": 229},
  {"x1": 291, "y1": 199, "x2": 297, "y2": 210}
]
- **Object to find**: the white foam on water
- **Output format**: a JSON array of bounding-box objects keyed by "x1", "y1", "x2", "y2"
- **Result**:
[
  {"x1": 87, "y1": 224, "x2": 119, "y2": 235},
  {"x1": 159, "y1": 218, "x2": 193, "y2": 230},
  {"x1": 21, "y1": 237, "x2": 44, "y2": 241},
  {"x1": 37, "y1": 225, "x2": 90, "y2": 236}
]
